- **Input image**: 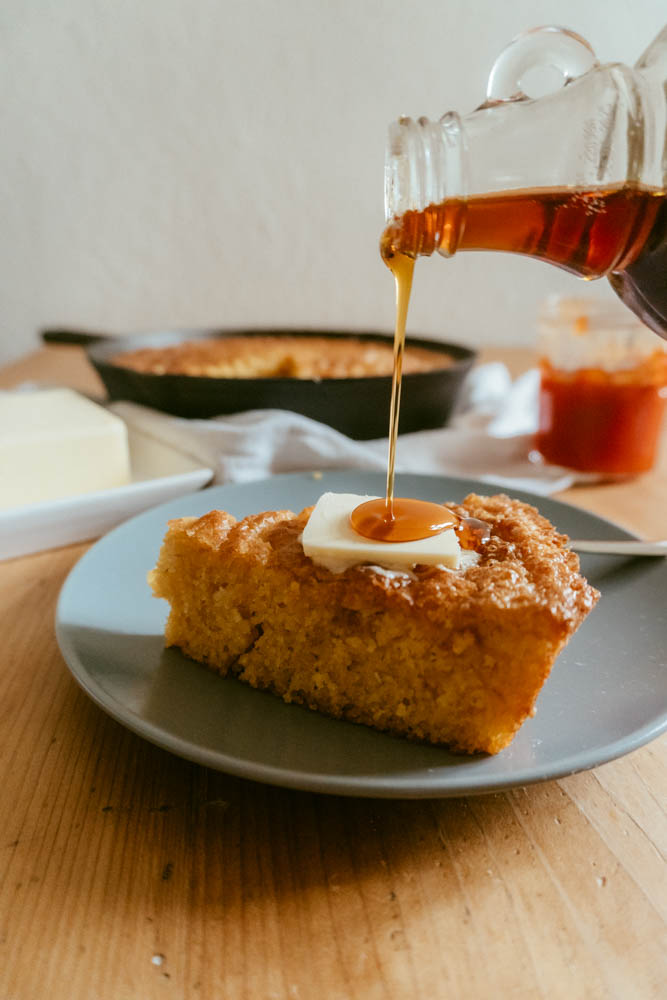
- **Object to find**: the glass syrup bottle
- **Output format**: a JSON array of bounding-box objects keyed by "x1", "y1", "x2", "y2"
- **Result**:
[{"x1": 382, "y1": 25, "x2": 667, "y2": 337}]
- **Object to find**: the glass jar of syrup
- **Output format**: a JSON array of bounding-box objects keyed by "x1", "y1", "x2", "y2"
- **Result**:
[
  {"x1": 382, "y1": 25, "x2": 667, "y2": 337},
  {"x1": 534, "y1": 296, "x2": 667, "y2": 477}
]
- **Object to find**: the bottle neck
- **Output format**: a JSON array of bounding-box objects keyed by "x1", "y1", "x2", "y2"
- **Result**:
[{"x1": 383, "y1": 113, "x2": 467, "y2": 257}]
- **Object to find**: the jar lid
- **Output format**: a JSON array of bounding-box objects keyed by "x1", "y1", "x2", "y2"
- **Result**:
[{"x1": 538, "y1": 294, "x2": 666, "y2": 373}]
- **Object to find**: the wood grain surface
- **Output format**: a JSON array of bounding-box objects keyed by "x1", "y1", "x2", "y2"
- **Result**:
[{"x1": 1, "y1": 346, "x2": 666, "y2": 1000}]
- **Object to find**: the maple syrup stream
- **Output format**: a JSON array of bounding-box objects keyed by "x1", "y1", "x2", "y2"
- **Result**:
[
  {"x1": 349, "y1": 243, "x2": 490, "y2": 550},
  {"x1": 385, "y1": 250, "x2": 415, "y2": 514}
]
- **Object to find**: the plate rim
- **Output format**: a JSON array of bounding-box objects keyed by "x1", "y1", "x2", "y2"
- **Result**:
[{"x1": 55, "y1": 470, "x2": 667, "y2": 798}]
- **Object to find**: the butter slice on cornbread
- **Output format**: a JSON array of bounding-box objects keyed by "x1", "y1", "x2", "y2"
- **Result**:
[{"x1": 301, "y1": 492, "x2": 466, "y2": 572}]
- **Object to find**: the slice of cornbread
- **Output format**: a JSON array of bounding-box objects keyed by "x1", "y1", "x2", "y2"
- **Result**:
[{"x1": 148, "y1": 494, "x2": 599, "y2": 754}]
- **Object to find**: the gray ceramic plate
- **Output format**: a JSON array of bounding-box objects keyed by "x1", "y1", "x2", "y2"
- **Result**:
[{"x1": 55, "y1": 471, "x2": 667, "y2": 798}]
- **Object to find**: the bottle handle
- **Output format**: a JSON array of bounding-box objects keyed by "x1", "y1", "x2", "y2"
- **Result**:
[
  {"x1": 634, "y1": 24, "x2": 667, "y2": 71},
  {"x1": 481, "y1": 25, "x2": 598, "y2": 106}
]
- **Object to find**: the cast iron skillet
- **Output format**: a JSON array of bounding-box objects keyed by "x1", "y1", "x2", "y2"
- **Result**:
[{"x1": 42, "y1": 327, "x2": 476, "y2": 440}]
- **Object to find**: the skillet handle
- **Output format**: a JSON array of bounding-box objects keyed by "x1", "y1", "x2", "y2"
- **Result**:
[{"x1": 41, "y1": 327, "x2": 111, "y2": 346}]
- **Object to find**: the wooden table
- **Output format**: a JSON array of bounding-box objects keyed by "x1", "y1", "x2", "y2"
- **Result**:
[{"x1": 1, "y1": 346, "x2": 666, "y2": 1000}]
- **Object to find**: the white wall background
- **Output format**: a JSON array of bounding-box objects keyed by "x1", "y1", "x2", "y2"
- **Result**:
[{"x1": 1, "y1": 1, "x2": 665, "y2": 364}]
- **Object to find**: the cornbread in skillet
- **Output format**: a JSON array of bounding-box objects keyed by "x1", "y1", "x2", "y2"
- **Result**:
[
  {"x1": 148, "y1": 494, "x2": 598, "y2": 754},
  {"x1": 113, "y1": 335, "x2": 453, "y2": 379}
]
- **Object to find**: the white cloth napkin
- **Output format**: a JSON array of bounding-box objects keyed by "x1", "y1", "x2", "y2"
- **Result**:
[{"x1": 109, "y1": 363, "x2": 580, "y2": 495}]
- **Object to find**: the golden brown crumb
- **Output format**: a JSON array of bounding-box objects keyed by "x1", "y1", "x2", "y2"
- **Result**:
[
  {"x1": 148, "y1": 494, "x2": 599, "y2": 755},
  {"x1": 113, "y1": 335, "x2": 453, "y2": 379}
]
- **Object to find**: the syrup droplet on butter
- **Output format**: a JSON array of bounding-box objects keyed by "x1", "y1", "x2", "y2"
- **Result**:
[
  {"x1": 349, "y1": 497, "x2": 491, "y2": 550},
  {"x1": 454, "y1": 515, "x2": 492, "y2": 551}
]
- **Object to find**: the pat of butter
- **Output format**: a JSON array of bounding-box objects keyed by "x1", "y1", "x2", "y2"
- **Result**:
[
  {"x1": 301, "y1": 492, "x2": 461, "y2": 573},
  {"x1": 0, "y1": 389, "x2": 131, "y2": 510}
]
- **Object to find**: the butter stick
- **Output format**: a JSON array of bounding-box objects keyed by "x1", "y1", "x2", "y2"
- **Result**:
[{"x1": 0, "y1": 389, "x2": 131, "y2": 510}]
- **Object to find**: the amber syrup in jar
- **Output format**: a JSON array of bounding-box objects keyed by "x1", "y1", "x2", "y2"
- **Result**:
[
  {"x1": 535, "y1": 298, "x2": 667, "y2": 476},
  {"x1": 536, "y1": 361, "x2": 667, "y2": 475}
]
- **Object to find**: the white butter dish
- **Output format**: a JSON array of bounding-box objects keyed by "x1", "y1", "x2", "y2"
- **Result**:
[{"x1": 0, "y1": 425, "x2": 213, "y2": 560}]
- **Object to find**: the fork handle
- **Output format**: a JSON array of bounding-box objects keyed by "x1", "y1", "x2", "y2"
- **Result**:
[{"x1": 569, "y1": 540, "x2": 667, "y2": 556}]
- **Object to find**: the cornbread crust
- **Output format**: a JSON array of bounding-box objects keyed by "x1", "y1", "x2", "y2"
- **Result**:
[
  {"x1": 149, "y1": 494, "x2": 599, "y2": 754},
  {"x1": 112, "y1": 335, "x2": 453, "y2": 379}
]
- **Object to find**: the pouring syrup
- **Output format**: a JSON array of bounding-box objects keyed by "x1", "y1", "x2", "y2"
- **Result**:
[{"x1": 350, "y1": 245, "x2": 490, "y2": 552}]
